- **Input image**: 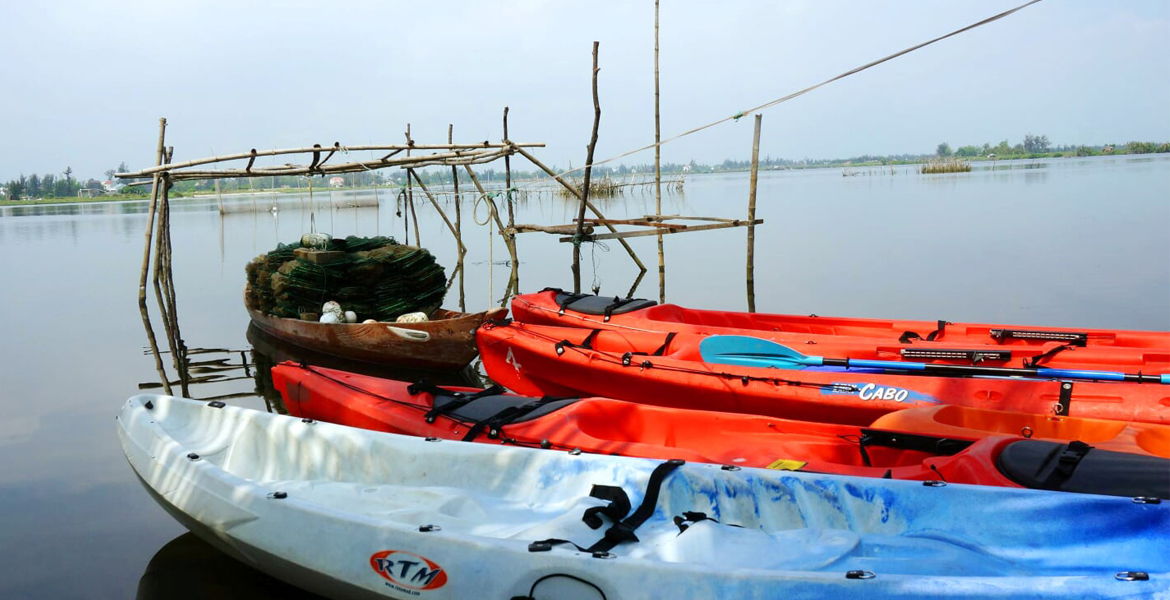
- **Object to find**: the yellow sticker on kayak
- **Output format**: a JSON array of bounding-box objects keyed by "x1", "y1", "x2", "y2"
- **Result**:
[{"x1": 765, "y1": 459, "x2": 807, "y2": 471}]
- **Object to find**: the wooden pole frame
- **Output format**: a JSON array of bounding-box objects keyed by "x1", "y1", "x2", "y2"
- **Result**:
[{"x1": 117, "y1": 142, "x2": 544, "y2": 178}]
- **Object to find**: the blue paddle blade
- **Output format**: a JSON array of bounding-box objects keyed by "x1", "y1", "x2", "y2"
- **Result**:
[{"x1": 698, "y1": 335, "x2": 822, "y2": 369}]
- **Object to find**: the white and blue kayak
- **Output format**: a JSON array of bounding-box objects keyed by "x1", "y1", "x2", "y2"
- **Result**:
[{"x1": 118, "y1": 394, "x2": 1168, "y2": 600}]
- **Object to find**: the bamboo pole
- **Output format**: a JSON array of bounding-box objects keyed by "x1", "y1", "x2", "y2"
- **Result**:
[
  {"x1": 450, "y1": 124, "x2": 465, "y2": 312},
  {"x1": 138, "y1": 118, "x2": 171, "y2": 395},
  {"x1": 139, "y1": 118, "x2": 167, "y2": 306},
  {"x1": 163, "y1": 174, "x2": 190, "y2": 397},
  {"x1": 117, "y1": 142, "x2": 545, "y2": 178},
  {"x1": 514, "y1": 147, "x2": 646, "y2": 273},
  {"x1": 399, "y1": 188, "x2": 409, "y2": 242},
  {"x1": 165, "y1": 148, "x2": 513, "y2": 179},
  {"x1": 155, "y1": 147, "x2": 510, "y2": 180},
  {"x1": 408, "y1": 168, "x2": 466, "y2": 255},
  {"x1": 654, "y1": 0, "x2": 665, "y2": 304},
  {"x1": 405, "y1": 125, "x2": 421, "y2": 246},
  {"x1": 408, "y1": 191, "x2": 420, "y2": 246},
  {"x1": 503, "y1": 107, "x2": 515, "y2": 228},
  {"x1": 573, "y1": 42, "x2": 602, "y2": 294},
  {"x1": 502, "y1": 107, "x2": 518, "y2": 293},
  {"x1": 511, "y1": 223, "x2": 596, "y2": 235},
  {"x1": 747, "y1": 114, "x2": 762, "y2": 313},
  {"x1": 558, "y1": 219, "x2": 761, "y2": 242}
]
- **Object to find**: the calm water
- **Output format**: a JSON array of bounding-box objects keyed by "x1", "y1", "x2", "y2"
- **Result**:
[{"x1": 0, "y1": 155, "x2": 1167, "y2": 598}]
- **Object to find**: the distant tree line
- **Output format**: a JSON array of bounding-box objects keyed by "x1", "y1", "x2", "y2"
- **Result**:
[
  {"x1": 3, "y1": 168, "x2": 85, "y2": 200},
  {"x1": 935, "y1": 134, "x2": 1170, "y2": 160},
  {"x1": 6, "y1": 137, "x2": 1170, "y2": 200}
]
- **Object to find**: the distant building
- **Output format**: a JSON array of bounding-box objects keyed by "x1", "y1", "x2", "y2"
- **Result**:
[
  {"x1": 328, "y1": 177, "x2": 345, "y2": 188},
  {"x1": 1102, "y1": 145, "x2": 1115, "y2": 154}
]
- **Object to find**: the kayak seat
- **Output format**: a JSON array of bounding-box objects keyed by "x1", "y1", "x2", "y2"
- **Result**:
[
  {"x1": 432, "y1": 393, "x2": 578, "y2": 425},
  {"x1": 996, "y1": 439, "x2": 1170, "y2": 499},
  {"x1": 553, "y1": 292, "x2": 657, "y2": 316}
]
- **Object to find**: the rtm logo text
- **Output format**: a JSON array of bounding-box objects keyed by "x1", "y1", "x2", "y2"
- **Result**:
[{"x1": 370, "y1": 550, "x2": 447, "y2": 591}]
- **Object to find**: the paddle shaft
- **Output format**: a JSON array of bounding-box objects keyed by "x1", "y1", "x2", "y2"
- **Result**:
[
  {"x1": 822, "y1": 357, "x2": 1167, "y2": 384},
  {"x1": 698, "y1": 335, "x2": 1170, "y2": 384}
]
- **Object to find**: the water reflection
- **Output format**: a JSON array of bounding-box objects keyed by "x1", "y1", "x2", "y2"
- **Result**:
[{"x1": 138, "y1": 533, "x2": 325, "y2": 600}]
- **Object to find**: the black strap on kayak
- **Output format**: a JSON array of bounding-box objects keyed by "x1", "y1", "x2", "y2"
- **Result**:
[
  {"x1": 652, "y1": 332, "x2": 677, "y2": 356},
  {"x1": 555, "y1": 329, "x2": 601, "y2": 356},
  {"x1": 602, "y1": 296, "x2": 638, "y2": 322},
  {"x1": 898, "y1": 331, "x2": 920, "y2": 344},
  {"x1": 459, "y1": 397, "x2": 564, "y2": 441},
  {"x1": 898, "y1": 320, "x2": 948, "y2": 343},
  {"x1": 1039, "y1": 440, "x2": 1094, "y2": 490},
  {"x1": 554, "y1": 290, "x2": 593, "y2": 315},
  {"x1": 407, "y1": 379, "x2": 507, "y2": 424},
  {"x1": 528, "y1": 459, "x2": 686, "y2": 555},
  {"x1": 856, "y1": 429, "x2": 974, "y2": 467},
  {"x1": 582, "y1": 486, "x2": 632, "y2": 530},
  {"x1": 1022, "y1": 343, "x2": 1074, "y2": 368},
  {"x1": 586, "y1": 458, "x2": 685, "y2": 553},
  {"x1": 617, "y1": 332, "x2": 678, "y2": 366}
]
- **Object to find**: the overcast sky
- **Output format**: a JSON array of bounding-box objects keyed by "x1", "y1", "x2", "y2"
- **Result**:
[{"x1": 1, "y1": 0, "x2": 1167, "y2": 180}]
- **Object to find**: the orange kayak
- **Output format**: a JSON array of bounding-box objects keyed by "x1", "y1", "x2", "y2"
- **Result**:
[
  {"x1": 269, "y1": 361, "x2": 1170, "y2": 498},
  {"x1": 511, "y1": 290, "x2": 1170, "y2": 372},
  {"x1": 476, "y1": 320, "x2": 1170, "y2": 426}
]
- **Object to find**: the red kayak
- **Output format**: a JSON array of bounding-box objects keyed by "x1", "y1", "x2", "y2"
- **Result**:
[
  {"x1": 476, "y1": 320, "x2": 1170, "y2": 426},
  {"x1": 269, "y1": 361, "x2": 1169, "y2": 498},
  {"x1": 511, "y1": 289, "x2": 1170, "y2": 372}
]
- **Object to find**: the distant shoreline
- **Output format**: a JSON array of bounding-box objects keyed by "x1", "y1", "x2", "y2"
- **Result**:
[{"x1": 2, "y1": 152, "x2": 1164, "y2": 209}]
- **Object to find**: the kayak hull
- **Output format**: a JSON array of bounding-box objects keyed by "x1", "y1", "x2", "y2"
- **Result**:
[
  {"x1": 512, "y1": 290, "x2": 1170, "y2": 371},
  {"x1": 118, "y1": 394, "x2": 1170, "y2": 599},
  {"x1": 476, "y1": 321, "x2": 1170, "y2": 426},
  {"x1": 269, "y1": 362, "x2": 1170, "y2": 495}
]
